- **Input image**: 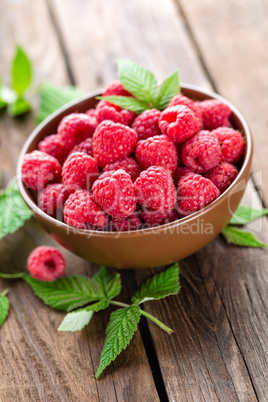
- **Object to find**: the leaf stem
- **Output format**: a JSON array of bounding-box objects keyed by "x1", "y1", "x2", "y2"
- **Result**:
[
  {"x1": 139, "y1": 310, "x2": 173, "y2": 334},
  {"x1": 110, "y1": 300, "x2": 130, "y2": 309},
  {"x1": 0, "y1": 272, "x2": 25, "y2": 279},
  {"x1": 1, "y1": 289, "x2": 9, "y2": 297},
  {"x1": 110, "y1": 300, "x2": 173, "y2": 334}
]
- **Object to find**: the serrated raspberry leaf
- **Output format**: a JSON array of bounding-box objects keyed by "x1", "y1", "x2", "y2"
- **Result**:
[
  {"x1": 117, "y1": 59, "x2": 158, "y2": 104},
  {"x1": 0, "y1": 292, "x2": 10, "y2": 326},
  {"x1": 11, "y1": 45, "x2": 32, "y2": 97},
  {"x1": 93, "y1": 266, "x2": 121, "y2": 299},
  {"x1": 131, "y1": 263, "x2": 180, "y2": 305},
  {"x1": 229, "y1": 205, "x2": 268, "y2": 225},
  {"x1": 37, "y1": 82, "x2": 85, "y2": 124},
  {"x1": 23, "y1": 275, "x2": 108, "y2": 312},
  {"x1": 58, "y1": 300, "x2": 109, "y2": 332},
  {"x1": 96, "y1": 305, "x2": 141, "y2": 379},
  {"x1": 0, "y1": 181, "x2": 33, "y2": 240},
  {"x1": 97, "y1": 95, "x2": 148, "y2": 114},
  {"x1": 156, "y1": 70, "x2": 180, "y2": 110},
  {"x1": 222, "y1": 226, "x2": 267, "y2": 248}
]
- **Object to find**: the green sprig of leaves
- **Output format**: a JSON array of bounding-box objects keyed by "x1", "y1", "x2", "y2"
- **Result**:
[
  {"x1": 0, "y1": 263, "x2": 180, "y2": 378},
  {"x1": 0, "y1": 290, "x2": 10, "y2": 327},
  {"x1": 97, "y1": 59, "x2": 180, "y2": 113},
  {"x1": 222, "y1": 205, "x2": 268, "y2": 247},
  {"x1": 0, "y1": 45, "x2": 32, "y2": 116}
]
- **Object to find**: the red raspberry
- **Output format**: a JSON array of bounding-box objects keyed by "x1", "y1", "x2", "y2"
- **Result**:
[
  {"x1": 27, "y1": 246, "x2": 66, "y2": 282},
  {"x1": 177, "y1": 173, "x2": 220, "y2": 215},
  {"x1": 111, "y1": 212, "x2": 142, "y2": 232},
  {"x1": 131, "y1": 109, "x2": 161, "y2": 140},
  {"x1": 92, "y1": 169, "x2": 136, "y2": 218},
  {"x1": 135, "y1": 135, "x2": 178, "y2": 174},
  {"x1": 174, "y1": 166, "x2": 194, "y2": 184},
  {"x1": 64, "y1": 190, "x2": 108, "y2": 229},
  {"x1": 213, "y1": 127, "x2": 244, "y2": 163},
  {"x1": 93, "y1": 121, "x2": 138, "y2": 168},
  {"x1": 134, "y1": 166, "x2": 176, "y2": 213},
  {"x1": 181, "y1": 130, "x2": 221, "y2": 173},
  {"x1": 69, "y1": 137, "x2": 93, "y2": 157},
  {"x1": 38, "y1": 134, "x2": 70, "y2": 165},
  {"x1": 102, "y1": 80, "x2": 132, "y2": 97},
  {"x1": 58, "y1": 113, "x2": 97, "y2": 148},
  {"x1": 142, "y1": 209, "x2": 178, "y2": 227},
  {"x1": 38, "y1": 184, "x2": 69, "y2": 219},
  {"x1": 85, "y1": 108, "x2": 98, "y2": 127},
  {"x1": 21, "y1": 150, "x2": 62, "y2": 191},
  {"x1": 168, "y1": 94, "x2": 195, "y2": 110},
  {"x1": 103, "y1": 157, "x2": 141, "y2": 182},
  {"x1": 205, "y1": 162, "x2": 238, "y2": 193},
  {"x1": 96, "y1": 100, "x2": 136, "y2": 126},
  {"x1": 159, "y1": 105, "x2": 199, "y2": 143},
  {"x1": 198, "y1": 99, "x2": 231, "y2": 130},
  {"x1": 62, "y1": 152, "x2": 99, "y2": 193}
]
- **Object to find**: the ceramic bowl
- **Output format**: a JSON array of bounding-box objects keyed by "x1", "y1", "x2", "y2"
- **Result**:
[{"x1": 17, "y1": 84, "x2": 253, "y2": 269}]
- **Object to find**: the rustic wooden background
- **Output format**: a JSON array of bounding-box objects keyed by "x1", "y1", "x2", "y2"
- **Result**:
[{"x1": 0, "y1": 0, "x2": 268, "y2": 401}]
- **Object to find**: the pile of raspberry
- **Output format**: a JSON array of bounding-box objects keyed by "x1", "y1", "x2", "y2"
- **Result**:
[{"x1": 21, "y1": 81, "x2": 244, "y2": 231}]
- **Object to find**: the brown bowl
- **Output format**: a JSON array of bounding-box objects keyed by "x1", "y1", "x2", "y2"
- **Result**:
[{"x1": 17, "y1": 84, "x2": 253, "y2": 269}]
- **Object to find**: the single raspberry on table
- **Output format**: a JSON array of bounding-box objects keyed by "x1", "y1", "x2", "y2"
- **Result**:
[
  {"x1": 38, "y1": 134, "x2": 70, "y2": 165},
  {"x1": 27, "y1": 246, "x2": 66, "y2": 282},
  {"x1": 103, "y1": 157, "x2": 141, "y2": 182},
  {"x1": 213, "y1": 127, "x2": 244, "y2": 163},
  {"x1": 131, "y1": 109, "x2": 161, "y2": 140},
  {"x1": 111, "y1": 212, "x2": 142, "y2": 232},
  {"x1": 69, "y1": 137, "x2": 93, "y2": 157},
  {"x1": 93, "y1": 121, "x2": 138, "y2": 168},
  {"x1": 64, "y1": 190, "x2": 108, "y2": 229},
  {"x1": 177, "y1": 173, "x2": 220, "y2": 215},
  {"x1": 205, "y1": 162, "x2": 238, "y2": 193},
  {"x1": 21, "y1": 150, "x2": 62, "y2": 191},
  {"x1": 102, "y1": 80, "x2": 133, "y2": 97},
  {"x1": 96, "y1": 100, "x2": 136, "y2": 126},
  {"x1": 135, "y1": 135, "x2": 178, "y2": 174},
  {"x1": 92, "y1": 169, "x2": 136, "y2": 218},
  {"x1": 38, "y1": 183, "x2": 69, "y2": 219},
  {"x1": 142, "y1": 209, "x2": 178, "y2": 227},
  {"x1": 58, "y1": 113, "x2": 97, "y2": 149},
  {"x1": 181, "y1": 130, "x2": 221, "y2": 173},
  {"x1": 159, "y1": 105, "x2": 199, "y2": 143},
  {"x1": 62, "y1": 152, "x2": 99, "y2": 193},
  {"x1": 198, "y1": 99, "x2": 231, "y2": 130},
  {"x1": 134, "y1": 166, "x2": 176, "y2": 213}
]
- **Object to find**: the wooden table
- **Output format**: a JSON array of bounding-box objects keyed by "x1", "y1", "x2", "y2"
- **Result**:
[{"x1": 1, "y1": 0, "x2": 268, "y2": 400}]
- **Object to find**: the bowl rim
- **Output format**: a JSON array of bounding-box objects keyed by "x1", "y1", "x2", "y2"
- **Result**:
[{"x1": 17, "y1": 83, "x2": 253, "y2": 239}]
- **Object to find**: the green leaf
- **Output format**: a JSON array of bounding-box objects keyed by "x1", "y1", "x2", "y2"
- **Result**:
[
  {"x1": 0, "y1": 292, "x2": 10, "y2": 326},
  {"x1": 222, "y1": 226, "x2": 267, "y2": 248},
  {"x1": 93, "y1": 266, "x2": 121, "y2": 299},
  {"x1": 37, "y1": 82, "x2": 85, "y2": 124},
  {"x1": 97, "y1": 95, "x2": 148, "y2": 114},
  {"x1": 156, "y1": 71, "x2": 180, "y2": 109},
  {"x1": 229, "y1": 205, "x2": 268, "y2": 225},
  {"x1": 23, "y1": 274, "x2": 105, "y2": 312},
  {"x1": 117, "y1": 59, "x2": 158, "y2": 103},
  {"x1": 132, "y1": 263, "x2": 180, "y2": 304},
  {"x1": 96, "y1": 306, "x2": 141, "y2": 378},
  {"x1": 7, "y1": 97, "x2": 31, "y2": 116},
  {"x1": 58, "y1": 300, "x2": 109, "y2": 332},
  {"x1": 0, "y1": 181, "x2": 32, "y2": 240},
  {"x1": 11, "y1": 45, "x2": 32, "y2": 96},
  {"x1": 0, "y1": 87, "x2": 17, "y2": 109}
]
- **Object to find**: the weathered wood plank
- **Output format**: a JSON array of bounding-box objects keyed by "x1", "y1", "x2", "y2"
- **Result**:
[
  {"x1": 49, "y1": 0, "x2": 266, "y2": 400},
  {"x1": 177, "y1": 0, "x2": 268, "y2": 206},
  {"x1": 0, "y1": 0, "x2": 159, "y2": 400}
]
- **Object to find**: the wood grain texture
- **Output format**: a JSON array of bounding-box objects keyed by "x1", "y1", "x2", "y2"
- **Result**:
[
  {"x1": 0, "y1": 0, "x2": 159, "y2": 400},
  {"x1": 177, "y1": 0, "x2": 268, "y2": 206},
  {"x1": 49, "y1": 0, "x2": 268, "y2": 400}
]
